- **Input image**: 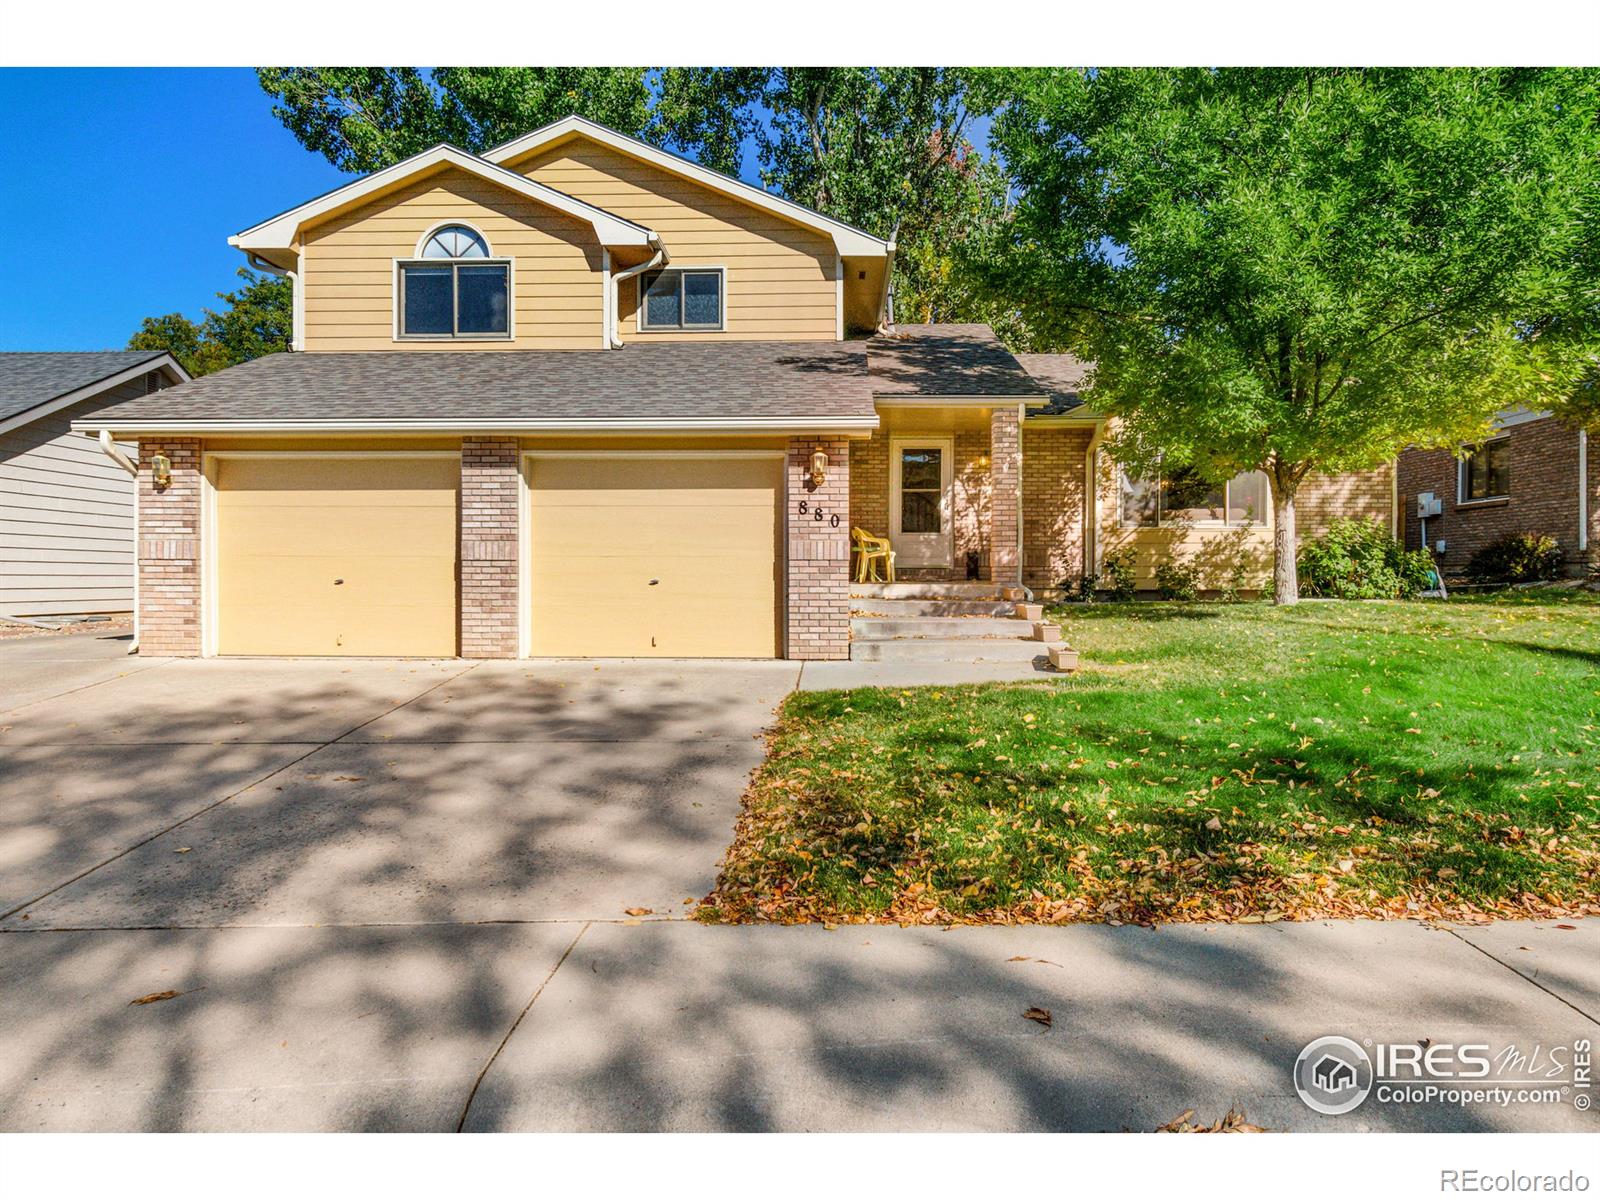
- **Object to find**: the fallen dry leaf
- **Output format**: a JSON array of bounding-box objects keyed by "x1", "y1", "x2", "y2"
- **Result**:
[
  {"x1": 623, "y1": 907, "x2": 653, "y2": 917},
  {"x1": 1157, "y1": 1107, "x2": 1265, "y2": 1133},
  {"x1": 1554, "y1": 924, "x2": 1577, "y2": 930},
  {"x1": 1023, "y1": 1006, "x2": 1053, "y2": 1028},
  {"x1": 129, "y1": 989, "x2": 186, "y2": 1006}
]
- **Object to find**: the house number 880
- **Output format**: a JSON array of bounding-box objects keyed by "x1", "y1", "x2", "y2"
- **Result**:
[{"x1": 797, "y1": 500, "x2": 840, "y2": 528}]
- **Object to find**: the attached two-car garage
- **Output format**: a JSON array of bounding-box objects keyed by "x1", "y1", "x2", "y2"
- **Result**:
[{"x1": 208, "y1": 451, "x2": 781, "y2": 659}]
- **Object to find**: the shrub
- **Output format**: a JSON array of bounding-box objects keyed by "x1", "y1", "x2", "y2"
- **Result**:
[
  {"x1": 1298, "y1": 518, "x2": 1435, "y2": 599},
  {"x1": 1465, "y1": 532, "x2": 1565, "y2": 584},
  {"x1": 1153, "y1": 557, "x2": 1202, "y2": 601},
  {"x1": 1101, "y1": 548, "x2": 1138, "y2": 601}
]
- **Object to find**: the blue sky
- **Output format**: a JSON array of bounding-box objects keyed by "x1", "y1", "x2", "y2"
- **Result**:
[{"x1": 0, "y1": 69, "x2": 349, "y2": 351}]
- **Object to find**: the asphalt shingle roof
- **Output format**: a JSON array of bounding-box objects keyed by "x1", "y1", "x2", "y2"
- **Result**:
[
  {"x1": 85, "y1": 343, "x2": 875, "y2": 426},
  {"x1": 0, "y1": 351, "x2": 168, "y2": 424},
  {"x1": 868, "y1": 324, "x2": 1041, "y2": 398},
  {"x1": 1013, "y1": 352, "x2": 1096, "y2": 416}
]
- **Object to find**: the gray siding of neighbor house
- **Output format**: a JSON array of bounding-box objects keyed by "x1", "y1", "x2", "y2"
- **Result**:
[{"x1": 0, "y1": 378, "x2": 149, "y2": 617}]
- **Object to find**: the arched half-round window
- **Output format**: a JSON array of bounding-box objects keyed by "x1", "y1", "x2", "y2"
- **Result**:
[{"x1": 419, "y1": 225, "x2": 490, "y2": 259}]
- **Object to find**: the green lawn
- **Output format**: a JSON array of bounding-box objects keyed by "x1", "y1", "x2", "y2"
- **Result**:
[{"x1": 702, "y1": 591, "x2": 1600, "y2": 926}]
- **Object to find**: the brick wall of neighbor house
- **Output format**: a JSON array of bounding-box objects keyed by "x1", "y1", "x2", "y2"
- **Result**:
[
  {"x1": 459, "y1": 437, "x2": 520, "y2": 658},
  {"x1": 137, "y1": 437, "x2": 202, "y2": 656},
  {"x1": 787, "y1": 437, "x2": 850, "y2": 659},
  {"x1": 1022, "y1": 425, "x2": 1093, "y2": 590},
  {"x1": 1297, "y1": 465, "x2": 1395, "y2": 539},
  {"x1": 1397, "y1": 417, "x2": 1586, "y2": 574},
  {"x1": 989, "y1": 407, "x2": 1021, "y2": 585}
]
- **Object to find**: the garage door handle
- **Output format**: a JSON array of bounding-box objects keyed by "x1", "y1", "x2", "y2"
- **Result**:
[{"x1": 648, "y1": 578, "x2": 660, "y2": 586}]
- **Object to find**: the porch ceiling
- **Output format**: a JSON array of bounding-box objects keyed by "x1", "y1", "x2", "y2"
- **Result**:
[{"x1": 874, "y1": 402, "x2": 997, "y2": 433}]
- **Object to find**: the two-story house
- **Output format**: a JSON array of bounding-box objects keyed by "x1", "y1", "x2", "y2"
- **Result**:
[{"x1": 78, "y1": 115, "x2": 1393, "y2": 661}]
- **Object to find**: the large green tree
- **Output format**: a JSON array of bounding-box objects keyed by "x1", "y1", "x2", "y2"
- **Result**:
[
  {"x1": 128, "y1": 269, "x2": 291, "y2": 377},
  {"x1": 985, "y1": 67, "x2": 1600, "y2": 602}
]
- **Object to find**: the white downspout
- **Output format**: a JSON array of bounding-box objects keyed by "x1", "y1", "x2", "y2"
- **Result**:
[
  {"x1": 245, "y1": 252, "x2": 300, "y2": 352},
  {"x1": 98, "y1": 430, "x2": 140, "y2": 653},
  {"x1": 608, "y1": 236, "x2": 668, "y2": 349}
]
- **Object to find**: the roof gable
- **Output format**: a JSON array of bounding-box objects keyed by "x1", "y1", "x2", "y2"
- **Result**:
[
  {"x1": 231, "y1": 144, "x2": 656, "y2": 257},
  {"x1": 485, "y1": 116, "x2": 892, "y2": 260},
  {"x1": 0, "y1": 351, "x2": 188, "y2": 435}
]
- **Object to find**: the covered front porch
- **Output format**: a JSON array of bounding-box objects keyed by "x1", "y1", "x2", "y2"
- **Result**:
[{"x1": 848, "y1": 401, "x2": 1024, "y2": 585}]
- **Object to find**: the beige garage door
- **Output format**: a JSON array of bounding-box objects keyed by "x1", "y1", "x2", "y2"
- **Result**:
[
  {"x1": 214, "y1": 455, "x2": 459, "y2": 656},
  {"x1": 528, "y1": 455, "x2": 781, "y2": 658}
]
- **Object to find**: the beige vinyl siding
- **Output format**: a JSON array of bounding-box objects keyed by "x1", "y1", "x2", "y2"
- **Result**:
[
  {"x1": 0, "y1": 383, "x2": 147, "y2": 616},
  {"x1": 506, "y1": 137, "x2": 839, "y2": 342},
  {"x1": 299, "y1": 166, "x2": 604, "y2": 351}
]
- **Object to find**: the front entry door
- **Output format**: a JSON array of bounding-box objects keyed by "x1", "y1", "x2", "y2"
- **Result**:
[{"x1": 889, "y1": 436, "x2": 954, "y2": 568}]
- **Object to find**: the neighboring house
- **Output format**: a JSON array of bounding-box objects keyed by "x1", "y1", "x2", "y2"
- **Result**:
[
  {"x1": 75, "y1": 115, "x2": 1391, "y2": 661},
  {"x1": 1, "y1": 351, "x2": 188, "y2": 620},
  {"x1": 1398, "y1": 410, "x2": 1595, "y2": 577}
]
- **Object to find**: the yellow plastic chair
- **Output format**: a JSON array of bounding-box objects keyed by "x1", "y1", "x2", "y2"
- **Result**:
[{"x1": 852, "y1": 527, "x2": 895, "y2": 583}]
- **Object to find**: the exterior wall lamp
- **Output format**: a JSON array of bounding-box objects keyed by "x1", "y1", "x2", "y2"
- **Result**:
[
  {"x1": 809, "y1": 448, "x2": 828, "y2": 487},
  {"x1": 150, "y1": 453, "x2": 173, "y2": 489}
]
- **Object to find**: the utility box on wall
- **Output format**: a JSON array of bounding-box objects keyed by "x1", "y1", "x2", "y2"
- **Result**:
[{"x1": 1416, "y1": 492, "x2": 1442, "y2": 520}]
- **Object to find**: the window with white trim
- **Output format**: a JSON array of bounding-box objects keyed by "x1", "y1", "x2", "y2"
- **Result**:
[
  {"x1": 639, "y1": 268, "x2": 724, "y2": 331},
  {"x1": 1119, "y1": 463, "x2": 1269, "y2": 527},
  {"x1": 1459, "y1": 437, "x2": 1510, "y2": 502},
  {"x1": 398, "y1": 224, "x2": 510, "y2": 339}
]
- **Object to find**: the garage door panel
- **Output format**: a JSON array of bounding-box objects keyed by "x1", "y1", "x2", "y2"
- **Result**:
[
  {"x1": 529, "y1": 457, "x2": 780, "y2": 659},
  {"x1": 215, "y1": 456, "x2": 459, "y2": 657}
]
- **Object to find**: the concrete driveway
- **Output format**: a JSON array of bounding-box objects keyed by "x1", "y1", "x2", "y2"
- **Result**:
[{"x1": 1, "y1": 634, "x2": 1596, "y2": 1133}]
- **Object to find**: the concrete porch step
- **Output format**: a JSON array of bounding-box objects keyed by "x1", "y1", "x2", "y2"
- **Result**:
[
  {"x1": 850, "y1": 616, "x2": 1032, "y2": 639},
  {"x1": 850, "y1": 637, "x2": 1053, "y2": 664},
  {"x1": 850, "y1": 582, "x2": 1003, "y2": 600},
  {"x1": 849, "y1": 598, "x2": 1020, "y2": 618}
]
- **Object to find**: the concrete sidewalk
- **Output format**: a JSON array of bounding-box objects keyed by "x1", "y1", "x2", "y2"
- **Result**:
[{"x1": 1, "y1": 916, "x2": 1594, "y2": 1132}]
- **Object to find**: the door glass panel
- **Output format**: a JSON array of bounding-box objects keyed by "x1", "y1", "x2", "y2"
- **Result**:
[
  {"x1": 901, "y1": 491, "x2": 941, "y2": 533},
  {"x1": 899, "y1": 447, "x2": 943, "y2": 533},
  {"x1": 900, "y1": 448, "x2": 942, "y2": 490}
]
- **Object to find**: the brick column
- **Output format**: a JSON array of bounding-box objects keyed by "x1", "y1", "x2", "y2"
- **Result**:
[
  {"x1": 989, "y1": 406, "x2": 1022, "y2": 585},
  {"x1": 459, "y1": 437, "x2": 520, "y2": 658},
  {"x1": 786, "y1": 437, "x2": 851, "y2": 660},
  {"x1": 137, "y1": 437, "x2": 202, "y2": 656}
]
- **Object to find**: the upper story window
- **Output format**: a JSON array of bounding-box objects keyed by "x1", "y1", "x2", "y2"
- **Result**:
[
  {"x1": 1459, "y1": 437, "x2": 1510, "y2": 502},
  {"x1": 398, "y1": 224, "x2": 510, "y2": 340},
  {"x1": 640, "y1": 268, "x2": 724, "y2": 331},
  {"x1": 1119, "y1": 463, "x2": 1269, "y2": 527}
]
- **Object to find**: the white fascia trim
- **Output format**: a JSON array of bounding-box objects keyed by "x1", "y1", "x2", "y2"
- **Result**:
[
  {"x1": 6, "y1": 355, "x2": 190, "y2": 437},
  {"x1": 229, "y1": 144, "x2": 656, "y2": 253},
  {"x1": 874, "y1": 394, "x2": 1050, "y2": 408},
  {"x1": 1493, "y1": 407, "x2": 1555, "y2": 431},
  {"x1": 484, "y1": 116, "x2": 892, "y2": 259},
  {"x1": 81, "y1": 416, "x2": 881, "y2": 436}
]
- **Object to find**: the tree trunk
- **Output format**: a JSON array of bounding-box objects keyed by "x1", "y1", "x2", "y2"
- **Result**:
[{"x1": 1271, "y1": 483, "x2": 1299, "y2": 605}]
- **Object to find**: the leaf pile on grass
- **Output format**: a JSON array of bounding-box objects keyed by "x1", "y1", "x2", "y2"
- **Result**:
[{"x1": 700, "y1": 595, "x2": 1600, "y2": 927}]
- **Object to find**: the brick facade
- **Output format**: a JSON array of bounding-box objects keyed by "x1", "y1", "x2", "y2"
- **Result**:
[
  {"x1": 786, "y1": 436, "x2": 850, "y2": 659},
  {"x1": 136, "y1": 437, "x2": 202, "y2": 656},
  {"x1": 988, "y1": 406, "x2": 1021, "y2": 585},
  {"x1": 459, "y1": 437, "x2": 520, "y2": 658},
  {"x1": 1397, "y1": 416, "x2": 1592, "y2": 575},
  {"x1": 1298, "y1": 465, "x2": 1395, "y2": 539},
  {"x1": 1022, "y1": 425, "x2": 1093, "y2": 590}
]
